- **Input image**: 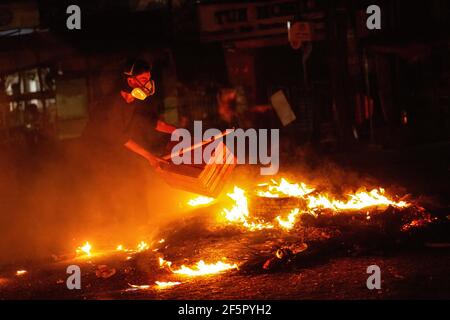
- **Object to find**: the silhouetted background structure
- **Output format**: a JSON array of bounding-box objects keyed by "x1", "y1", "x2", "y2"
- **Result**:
[{"x1": 0, "y1": 0, "x2": 448, "y2": 150}]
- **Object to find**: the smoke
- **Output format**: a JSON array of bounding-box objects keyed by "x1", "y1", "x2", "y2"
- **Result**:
[
  {"x1": 0, "y1": 125, "x2": 408, "y2": 267},
  {"x1": 227, "y1": 145, "x2": 402, "y2": 198},
  {"x1": 0, "y1": 136, "x2": 193, "y2": 266}
]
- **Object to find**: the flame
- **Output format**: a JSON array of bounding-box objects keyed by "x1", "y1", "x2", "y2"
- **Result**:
[
  {"x1": 257, "y1": 178, "x2": 315, "y2": 198},
  {"x1": 221, "y1": 186, "x2": 273, "y2": 231},
  {"x1": 16, "y1": 270, "x2": 27, "y2": 276},
  {"x1": 171, "y1": 260, "x2": 238, "y2": 276},
  {"x1": 137, "y1": 241, "x2": 149, "y2": 252},
  {"x1": 116, "y1": 245, "x2": 124, "y2": 251},
  {"x1": 306, "y1": 188, "x2": 408, "y2": 211},
  {"x1": 158, "y1": 256, "x2": 237, "y2": 276},
  {"x1": 76, "y1": 241, "x2": 92, "y2": 257},
  {"x1": 255, "y1": 179, "x2": 407, "y2": 211},
  {"x1": 159, "y1": 257, "x2": 172, "y2": 268},
  {"x1": 222, "y1": 179, "x2": 410, "y2": 232},
  {"x1": 155, "y1": 281, "x2": 181, "y2": 289},
  {"x1": 188, "y1": 196, "x2": 214, "y2": 207},
  {"x1": 222, "y1": 186, "x2": 249, "y2": 222},
  {"x1": 128, "y1": 284, "x2": 151, "y2": 290},
  {"x1": 276, "y1": 208, "x2": 301, "y2": 230}
]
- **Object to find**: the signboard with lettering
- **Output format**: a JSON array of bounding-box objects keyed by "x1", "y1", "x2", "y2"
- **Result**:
[{"x1": 198, "y1": 0, "x2": 299, "y2": 42}]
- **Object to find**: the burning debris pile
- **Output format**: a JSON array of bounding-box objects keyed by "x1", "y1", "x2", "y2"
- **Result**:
[
  {"x1": 1, "y1": 177, "x2": 446, "y2": 299},
  {"x1": 151, "y1": 177, "x2": 438, "y2": 280},
  {"x1": 81, "y1": 178, "x2": 438, "y2": 287},
  {"x1": 213, "y1": 178, "x2": 419, "y2": 232}
]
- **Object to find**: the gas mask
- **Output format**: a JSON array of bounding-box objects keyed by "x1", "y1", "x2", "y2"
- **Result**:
[
  {"x1": 129, "y1": 78, "x2": 156, "y2": 100},
  {"x1": 122, "y1": 59, "x2": 155, "y2": 101}
]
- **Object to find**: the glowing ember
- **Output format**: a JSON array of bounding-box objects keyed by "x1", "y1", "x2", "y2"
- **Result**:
[
  {"x1": 306, "y1": 188, "x2": 409, "y2": 211},
  {"x1": 128, "y1": 284, "x2": 151, "y2": 290},
  {"x1": 155, "y1": 281, "x2": 181, "y2": 289},
  {"x1": 402, "y1": 216, "x2": 434, "y2": 231},
  {"x1": 137, "y1": 241, "x2": 149, "y2": 252},
  {"x1": 257, "y1": 178, "x2": 315, "y2": 198},
  {"x1": 158, "y1": 239, "x2": 165, "y2": 244},
  {"x1": 76, "y1": 241, "x2": 92, "y2": 257},
  {"x1": 171, "y1": 260, "x2": 238, "y2": 276},
  {"x1": 276, "y1": 208, "x2": 301, "y2": 230},
  {"x1": 16, "y1": 270, "x2": 27, "y2": 276},
  {"x1": 116, "y1": 245, "x2": 124, "y2": 251},
  {"x1": 188, "y1": 196, "x2": 214, "y2": 207}
]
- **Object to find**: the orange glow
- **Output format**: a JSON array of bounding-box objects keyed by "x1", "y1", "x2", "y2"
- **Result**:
[
  {"x1": 257, "y1": 178, "x2": 315, "y2": 198},
  {"x1": 155, "y1": 281, "x2": 181, "y2": 289},
  {"x1": 221, "y1": 178, "x2": 409, "y2": 231},
  {"x1": 221, "y1": 186, "x2": 273, "y2": 231},
  {"x1": 158, "y1": 256, "x2": 237, "y2": 276},
  {"x1": 171, "y1": 260, "x2": 238, "y2": 276},
  {"x1": 137, "y1": 241, "x2": 149, "y2": 252},
  {"x1": 159, "y1": 257, "x2": 172, "y2": 268},
  {"x1": 16, "y1": 270, "x2": 27, "y2": 276},
  {"x1": 76, "y1": 241, "x2": 92, "y2": 257},
  {"x1": 306, "y1": 188, "x2": 408, "y2": 211},
  {"x1": 188, "y1": 196, "x2": 214, "y2": 207},
  {"x1": 222, "y1": 186, "x2": 248, "y2": 222},
  {"x1": 128, "y1": 284, "x2": 151, "y2": 290},
  {"x1": 276, "y1": 208, "x2": 301, "y2": 230}
]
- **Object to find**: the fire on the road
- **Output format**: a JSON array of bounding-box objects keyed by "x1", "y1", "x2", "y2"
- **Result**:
[
  {"x1": 127, "y1": 282, "x2": 182, "y2": 291},
  {"x1": 276, "y1": 208, "x2": 301, "y2": 230},
  {"x1": 137, "y1": 241, "x2": 150, "y2": 252},
  {"x1": 155, "y1": 281, "x2": 181, "y2": 289},
  {"x1": 76, "y1": 241, "x2": 92, "y2": 257},
  {"x1": 69, "y1": 177, "x2": 413, "y2": 290},
  {"x1": 171, "y1": 260, "x2": 238, "y2": 276},
  {"x1": 306, "y1": 188, "x2": 408, "y2": 211},
  {"x1": 221, "y1": 186, "x2": 274, "y2": 231},
  {"x1": 216, "y1": 178, "x2": 410, "y2": 231},
  {"x1": 257, "y1": 178, "x2": 314, "y2": 198},
  {"x1": 159, "y1": 256, "x2": 238, "y2": 276},
  {"x1": 188, "y1": 196, "x2": 214, "y2": 207}
]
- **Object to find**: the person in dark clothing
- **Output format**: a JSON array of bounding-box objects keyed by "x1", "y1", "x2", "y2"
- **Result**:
[{"x1": 107, "y1": 58, "x2": 177, "y2": 167}]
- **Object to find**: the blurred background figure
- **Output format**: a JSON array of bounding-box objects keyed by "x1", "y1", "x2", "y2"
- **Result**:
[
  {"x1": 23, "y1": 103, "x2": 42, "y2": 150},
  {"x1": 216, "y1": 88, "x2": 240, "y2": 130},
  {"x1": 203, "y1": 87, "x2": 240, "y2": 131}
]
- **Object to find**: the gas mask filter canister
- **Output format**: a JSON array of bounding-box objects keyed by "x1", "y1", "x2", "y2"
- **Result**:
[{"x1": 130, "y1": 79, "x2": 155, "y2": 100}]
